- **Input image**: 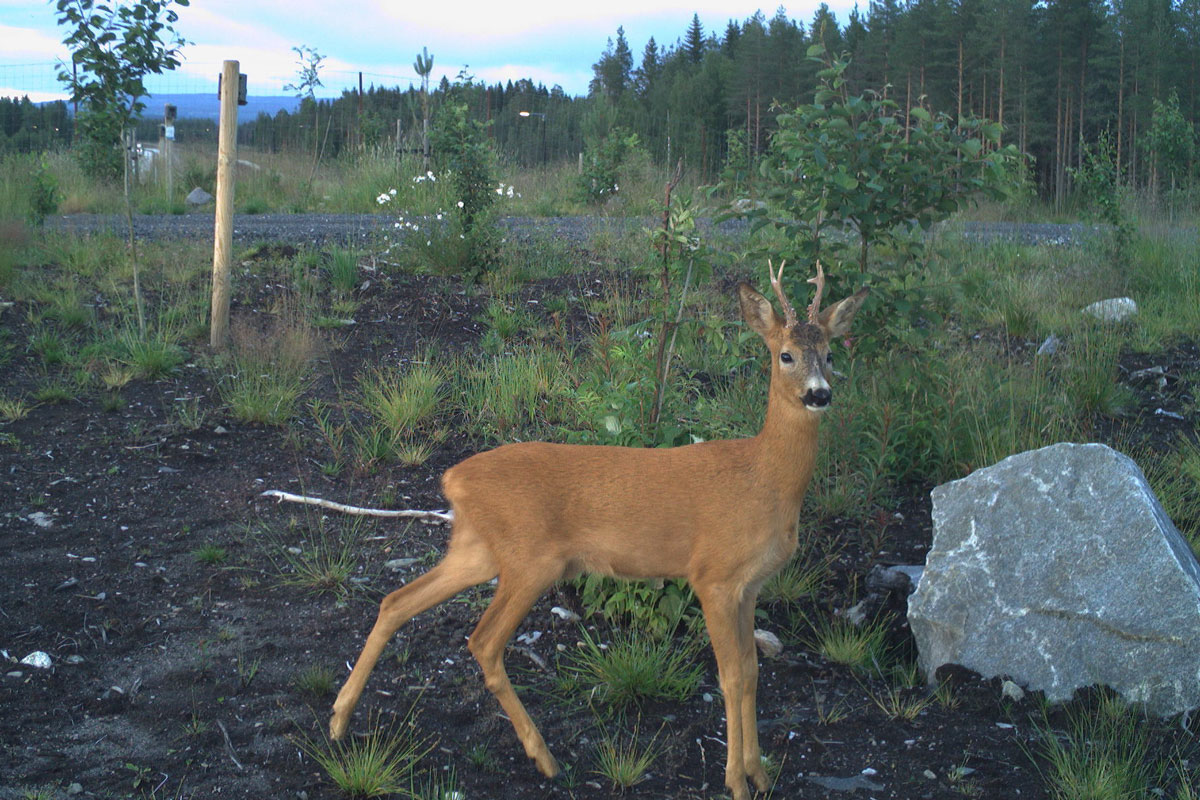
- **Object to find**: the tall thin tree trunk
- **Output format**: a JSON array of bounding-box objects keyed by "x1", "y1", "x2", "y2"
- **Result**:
[
  {"x1": 998, "y1": 34, "x2": 1006, "y2": 146},
  {"x1": 1117, "y1": 38, "x2": 1125, "y2": 180},
  {"x1": 905, "y1": 70, "x2": 912, "y2": 146},
  {"x1": 957, "y1": 36, "x2": 964, "y2": 119},
  {"x1": 1078, "y1": 39, "x2": 1088, "y2": 174},
  {"x1": 1055, "y1": 42, "x2": 1064, "y2": 208}
]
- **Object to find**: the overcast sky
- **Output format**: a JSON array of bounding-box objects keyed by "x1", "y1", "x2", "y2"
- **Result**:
[{"x1": 0, "y1": 0, "x2": 856, "y2": 102}]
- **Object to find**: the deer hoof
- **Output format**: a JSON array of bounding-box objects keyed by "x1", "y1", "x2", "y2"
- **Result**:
[
  {"x1": 750, "y1": 765, "x2": 770, "y2": 793},
  {"x1": 329, "y1": 712, "x2": 349, "y2": 741},
  {"x1": 534, "y1": 750, "x2": 559, "y2": 778}
]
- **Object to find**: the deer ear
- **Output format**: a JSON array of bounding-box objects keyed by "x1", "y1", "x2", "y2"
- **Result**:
[
  {"x1": 739, "y1": 282, "x2": 781, "y2": 337},
  {"x1": 819, "y1": 288, "x2": 868, "y2": 338}
]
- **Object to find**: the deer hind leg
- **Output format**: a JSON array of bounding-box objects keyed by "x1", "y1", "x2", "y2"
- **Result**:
[
  {"x1": 697, "y1": 584, "x2": 754, "y2": 800},
  {"x1": 330, "y1": 530, "x2": 497, "y2": 740},
  {"x1": 467, "y1": 569, "x2": 560, "y2": 778},
  {"x1": 738, "y1": 592, "x2": 769, "y2": 793}
]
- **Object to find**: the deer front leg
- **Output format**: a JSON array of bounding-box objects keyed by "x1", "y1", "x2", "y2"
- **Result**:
[
  {"x1": 699, "y1": 586, "x2": 753, "y2": 800},
  {"x1": 738, "y1": 593, "x2": 769, "y2": 793}
]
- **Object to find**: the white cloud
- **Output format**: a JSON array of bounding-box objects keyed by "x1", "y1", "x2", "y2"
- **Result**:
[
  {"x1": 0, "y1": 85, "x2": 66, "y2": 102},
  {"x1": 0, "y1": 23, "x2": 68, "y2": 62}
]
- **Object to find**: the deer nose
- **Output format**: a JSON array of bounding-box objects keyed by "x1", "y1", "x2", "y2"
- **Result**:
[{"x1": 804, "y1": 387, "x2": 832, "y2": 409}]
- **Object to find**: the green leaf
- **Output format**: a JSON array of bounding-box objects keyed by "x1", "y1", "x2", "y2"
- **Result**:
[{"x1": 832, "y1": 172, "x2": 859, "y2": 191}]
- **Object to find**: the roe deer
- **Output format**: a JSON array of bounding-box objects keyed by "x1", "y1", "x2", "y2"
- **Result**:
[{"x1": 329, "y1": 261, "x2": 867, "y2": 800}]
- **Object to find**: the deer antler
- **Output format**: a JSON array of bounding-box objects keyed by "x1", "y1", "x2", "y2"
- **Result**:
[
  {"x1": 767, "y1": 259, "x2": 799, "y2": 328},
  {"x1": 806, "y1": 260, "x2": 826, "y2": 324}
]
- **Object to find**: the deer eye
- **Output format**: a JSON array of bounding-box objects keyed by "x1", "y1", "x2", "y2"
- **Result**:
[
  {"x1": 779, "y1": 352, "x2": 794, "y2": 364},
  {"x1": 826, "y1": 353, "x2": 834, "y2": 365}
]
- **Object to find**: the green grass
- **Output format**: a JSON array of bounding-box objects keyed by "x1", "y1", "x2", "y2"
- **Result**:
[
  {"x1": 116, "y1": 322, "x2": 186, "y2": 380},
  {"x1": 1032, "y1": 693, "x2": 1152, "y2": 800},
  {"x1": 298, "y1": 710, "x2": 433, "y2": 799},
  {"x1": 558, "y1": 625, "x2": 704, "y2": 709},
  {"x1": 192, "y1": 543, "x2": 228, "y2": 565},
  {"x1": 1140, "y1": 435, "x2": 1200, "y2": 556},
  {"x1": 760, "y1": 544, "x2": 835, "y2": 607},
  {"x1": 458, "y1": 346, "x2": 577, "y2": 441},
  {"x1": 328, "y1": 246, "x2": 360, "y2": 294},
  {"x1": 805, "y1": 612, "x2": 893, "y2": 675},
  {"x1": 0, "y1": 394, "x2": 31, "y2": 423},
  {"x1": 592, "y1": 721, "x2": 661, "y2": 791},
  {"x1": 263, "y1": 520, "x2": 363, "y2": 599},
  {"x1": 357, "y1": 361, "x2": 445, "y2": 439},
  {"x1": 218, "y1": 315, "x2": 317, "y2": 425},
  {"x1": 32, "y1": 378, "x2": 79, "y2": 405},
  {"x1": 294, "y1": 665, "x2": 338, "y2": 697}
]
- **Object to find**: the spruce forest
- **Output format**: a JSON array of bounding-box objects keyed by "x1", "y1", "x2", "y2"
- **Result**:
[{"x1": 230, "y1": 0, "x2": 1197, "y2": 204}]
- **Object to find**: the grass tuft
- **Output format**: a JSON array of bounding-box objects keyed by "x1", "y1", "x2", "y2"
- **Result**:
[
  {"x1": 298, "y1": 709, "x2": 433, "y2": 798},
  {"x1": 218, "y1": 314, "x2": 318, "y2": 425},
  {"x1": 592, "y1": 720, "x2": 661, "y2": 791},
  {"x1": 558, "y1": 625, "x2": 703, "y2": 709}
]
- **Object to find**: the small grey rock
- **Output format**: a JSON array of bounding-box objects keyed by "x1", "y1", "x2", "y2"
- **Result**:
[
  {"x1": 807, "y1": 773, "x2": 885, "y2": 792},
  {"x1": 28, "y1": 511, "x2": 55, "y2": 529},
  {"x1": 186, "y1": 186, "x2": 214, "y2": 205},
  {"x1": 1036, "y1": 334, "x2": 1060, "y2": 356},
  {"x1": 754, "y1": 629, "x2": 783, "y2": 658},
  {"x1": 21, "y1": 651, "x2": 52, "y2": 669},
  {"x1": 1082, "y1": 297, "x2": 1137, "y2": 322},
  {"x1": 550, "y1": 606, "x2": 581, "y2": 623}
]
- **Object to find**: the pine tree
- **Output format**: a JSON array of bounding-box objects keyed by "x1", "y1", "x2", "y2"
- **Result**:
[
  {"x1": 635, "y1": 37, "x2": 662, "y2": 98},
  {"x1": 591, "y1": 27, "x2": 634, "y2": 98},
  {"x1": 686, "y1": 14, "x2": 706, "y2": 63}
]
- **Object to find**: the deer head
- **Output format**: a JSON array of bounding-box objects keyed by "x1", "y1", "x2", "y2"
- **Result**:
[{"x1": 739, "y1": 260, "x2": 868, "y2": 412}]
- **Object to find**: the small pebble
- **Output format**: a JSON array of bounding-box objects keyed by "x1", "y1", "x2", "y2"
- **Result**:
[{"x1": 21, "y1": 651, "x2": 52, "y2": 669}]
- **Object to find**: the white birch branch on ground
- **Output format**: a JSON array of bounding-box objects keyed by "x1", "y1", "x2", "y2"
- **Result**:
[{"x1": 260, "y1": 490, "x2": 454, "y2": 523}]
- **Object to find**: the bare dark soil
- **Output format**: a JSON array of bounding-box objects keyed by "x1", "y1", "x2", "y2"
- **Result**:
[{"x1": 2, "y1": 231, "x2": 1198, "y2": 800}]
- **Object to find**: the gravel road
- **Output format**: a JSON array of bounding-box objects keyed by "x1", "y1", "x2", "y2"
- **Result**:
[{"x1": 45, "y1": 212, "x2": 1099, "y2": 248}]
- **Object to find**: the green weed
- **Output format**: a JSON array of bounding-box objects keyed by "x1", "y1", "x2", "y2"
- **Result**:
[
  {"x1": 558, "y1": 625, "x2": 703, "y2": 709},
  {"x1": 298, "y1": 709, "x2": 433, "y2": 798}
]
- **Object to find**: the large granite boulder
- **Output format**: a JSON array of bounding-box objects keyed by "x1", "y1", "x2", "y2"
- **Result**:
[{"x1": 909, "y1": 442, "x2": 1200, "y2": 716}]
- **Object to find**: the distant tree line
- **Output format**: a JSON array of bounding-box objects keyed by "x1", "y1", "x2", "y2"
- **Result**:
[
  {"x1": 0, "y1": 97, "x2": 73, "y2": 153},
  {"x1": 231, "y1": 1, "x2": 1197, "y2": 202},
  {"x1": 9, "y1": 1, "x2": 1199, "y2": 202}
]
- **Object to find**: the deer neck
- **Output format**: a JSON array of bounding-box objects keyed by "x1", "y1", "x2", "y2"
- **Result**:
[{"x1": 753, "y1": 390, "x2": 822, "y2": 507}]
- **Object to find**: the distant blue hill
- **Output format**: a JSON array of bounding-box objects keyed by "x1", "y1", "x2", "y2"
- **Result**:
[
  {"x1": 33, "y1": 93, "x2": 302, "y2": 120},
  {"x1": 141, "y1": 93, "x2": 300, "y2": 121}
]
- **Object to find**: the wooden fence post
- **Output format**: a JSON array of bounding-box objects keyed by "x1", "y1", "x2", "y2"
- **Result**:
[{"x1": 210, "y1": 60, "x2": 240, "y2": 351}]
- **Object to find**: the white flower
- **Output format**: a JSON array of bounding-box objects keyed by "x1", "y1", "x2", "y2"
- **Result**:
[
  {"x1": 436, "y1": 213, "x2": 443, "y2": 220},
  {"x1": 376, "y1": 193, "x2": 391, "y2": 204},
  {"x1": 389, "y1": 188, "x2": 397, "y2": 195},
  {"x1": 426, "y1": 240, "x2": 432, "y2": 246},
  {"x1": 506, "y1": 185, "x2": 515, "y2": 198},
  {"x1": 457, "y1": 200, "x2": 464, "y2": 208}
]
